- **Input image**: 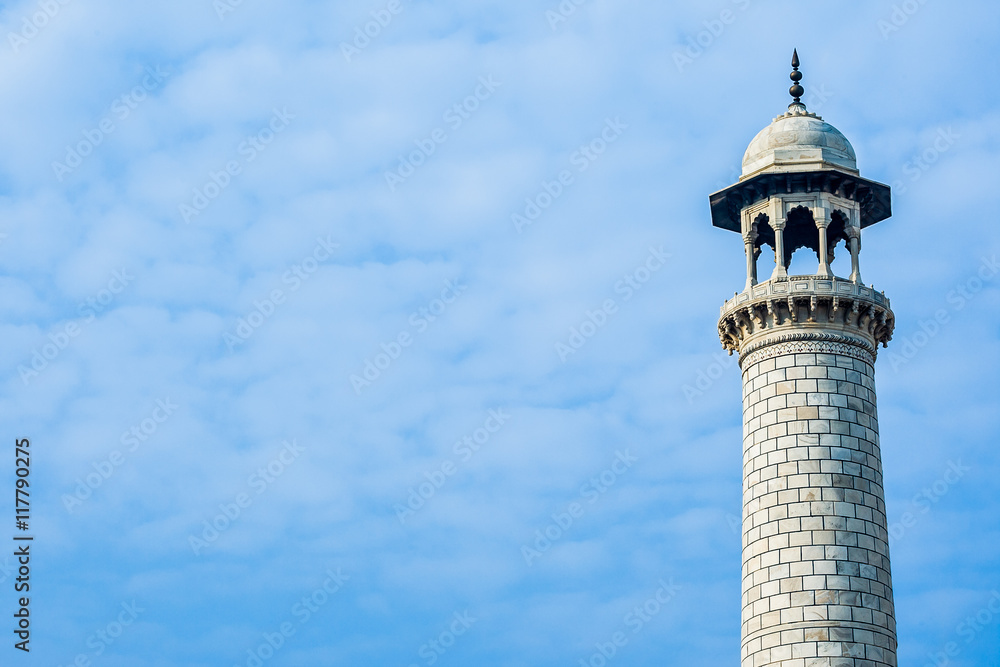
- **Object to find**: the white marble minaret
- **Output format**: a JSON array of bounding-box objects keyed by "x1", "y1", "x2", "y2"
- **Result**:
[{"x1": 710, "y1": 51, "x2": 898, "y2": 667}]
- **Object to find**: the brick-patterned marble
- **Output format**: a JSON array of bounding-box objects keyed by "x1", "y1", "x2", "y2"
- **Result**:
[{"x1": 740, "y1": 349, "x2": 897, "y2": 667}]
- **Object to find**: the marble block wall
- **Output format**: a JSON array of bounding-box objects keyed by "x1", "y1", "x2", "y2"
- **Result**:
[{"x1": 739, "y1": 343, "x2": 896, "y2": 667}]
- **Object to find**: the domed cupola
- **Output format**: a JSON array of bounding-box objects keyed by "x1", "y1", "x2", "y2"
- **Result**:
[{"x1": 709, "y1": 50, "x2": 892, "y2": 289}]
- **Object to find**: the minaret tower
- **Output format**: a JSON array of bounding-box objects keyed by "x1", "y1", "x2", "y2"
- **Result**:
[{"x1": 711, "y1": 51, "x2": 898, "y2": 667}]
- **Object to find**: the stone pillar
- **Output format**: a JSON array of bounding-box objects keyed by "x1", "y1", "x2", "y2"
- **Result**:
[
  {"x1": 745, "y1": 231, "x2": 759, "y2": 292},
  {"x1": 771, "y1": 218, "x2": 788, "y2": 280},
  {"x1": 815, "y1": 211, "x2": 833, "y2": 278},
  {"x1": 849, "y1": 227, "x2": 863, "y2": 284}
]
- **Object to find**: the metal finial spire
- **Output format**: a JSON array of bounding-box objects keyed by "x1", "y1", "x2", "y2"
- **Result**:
[{"x1": 789, "y1": 49, "x2": 805, "y2": 109}]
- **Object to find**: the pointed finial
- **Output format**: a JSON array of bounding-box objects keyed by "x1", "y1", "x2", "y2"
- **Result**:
[{"x1": 789, "y1": 48, "x2": 805, "y2": 109}]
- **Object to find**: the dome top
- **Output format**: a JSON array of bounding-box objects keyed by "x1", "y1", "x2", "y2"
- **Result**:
[
  {"x1": 740, "y1": 107, "x2": 857, "y2": 179},
  {"x1": 740, "y1": 49, "x2": 858, "y2": 179},
  {"x1": 709, "y1": 50, "x2": 892, "y2": 235}
]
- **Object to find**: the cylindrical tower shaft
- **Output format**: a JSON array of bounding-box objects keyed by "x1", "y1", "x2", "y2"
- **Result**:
[{"x1": 740, "y1": 343, "x2": 895, "y2": 666}]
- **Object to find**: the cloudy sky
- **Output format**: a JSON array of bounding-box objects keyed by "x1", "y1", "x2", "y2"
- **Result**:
[{"x1": 1, "y1": 0, "x2": 998, "y2": 665}]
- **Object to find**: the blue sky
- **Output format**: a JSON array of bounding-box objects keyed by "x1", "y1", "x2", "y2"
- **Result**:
[{"x1": 1, "y1": 0, "x2": 998, "y2": 665}]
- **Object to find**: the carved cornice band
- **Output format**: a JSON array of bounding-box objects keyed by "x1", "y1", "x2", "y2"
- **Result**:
[{"x1": 718, "y1": 276, "x2": 893, "y2": 365}]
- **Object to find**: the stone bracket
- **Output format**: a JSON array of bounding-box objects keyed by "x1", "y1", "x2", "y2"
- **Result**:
[{"x1": 718, "y1": 276, "x2": 894, "y2": 358}]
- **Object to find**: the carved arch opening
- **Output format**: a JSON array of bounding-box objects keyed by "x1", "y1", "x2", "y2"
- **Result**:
[
  {"x1": 828, "y1": 210, "x2": 852, "y2": 277},
  {"x1": 750, "y1": 212, "x2": 774, "y2": 275}
]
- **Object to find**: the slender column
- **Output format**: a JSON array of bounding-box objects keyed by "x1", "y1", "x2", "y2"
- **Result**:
[
  {"x1": 744, "y1": 231, "x2": 759, "y2": 291},
  {"x1": 849, "y1": 227, "x2": 863, "y2": 284},
  {"x1": 771, "y1": 218, "x2": 788, "y2": 280},
  {"x1": 815, "y1": 213, "x2": 832, "y2": 278}
]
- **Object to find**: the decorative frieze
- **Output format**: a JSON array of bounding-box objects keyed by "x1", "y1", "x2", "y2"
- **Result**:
[{"x1": 740, "y1": 336, "x2": 875, "y2": 369}]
